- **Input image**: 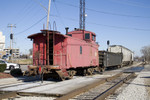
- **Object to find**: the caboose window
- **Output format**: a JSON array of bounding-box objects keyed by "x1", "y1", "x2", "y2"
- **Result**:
[
  {"x1": 92, "y1": 35, "x2": 95, "y2": 41},
  {"x1": 80, "y1": 46, "x2": 82, "y2": 54},
  {"x1": 67, "y1": 34, "x2": 72, "y2": 37},
  {"x1": 85, "y1": 33, "x2": 90, "y2": 39}
]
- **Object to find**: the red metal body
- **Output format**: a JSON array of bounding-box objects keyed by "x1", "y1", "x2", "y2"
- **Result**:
[{"x1": 28, "y1": 29, "x2": 99, "y2": 79}]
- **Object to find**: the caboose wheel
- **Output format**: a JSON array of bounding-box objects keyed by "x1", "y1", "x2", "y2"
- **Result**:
[
  {"x1": 59, "y1": 76, "x2": 66, "y2": 81},
  {"x1": 23, "y1": 71, "x2": 30, "y2": 76},
  {"x1": 68, "y1": 71, "x2": 73, "y2": 79},
  {"x1": 87, "y1": 68, "x2": 94, "y2": 75},
  {"x1": 83, "y1": 69, "x2": 88, "y2": 76},
  {"x1": 43, "y1": 73, "x2": 49, "y2": 80}
]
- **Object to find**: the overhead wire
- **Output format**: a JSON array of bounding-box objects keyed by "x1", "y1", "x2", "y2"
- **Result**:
[
  {"x1": 12, "y1": 0, "x2": 150, "y2": 36},
  {"x1": 55, "y1": 1, "x2": 150, "y2": 18},
  {"x1": 15, "y1": 15, "x2": 47, "y2": 35},
  {"x1": 33, "y1": 0, "x2": 48, "y2": 12},
  {"x1": 14, "y1": 0, "x2": 48, "y2": 35},
  {"x1": 13, "y1": 1, "x2": 33, "y2": 24},
  {"x1": 50, "y1": 14, "x2": 150, "y2": 31},
  {"x1": 108, "y1": 0, "x2": 150, "y2": 9},
  {"x1": 53, "y1": 1, "x2": 66, "y2": 27},
  {"x1": 15, "y1": 1, "x2": 36, "y2": 25}
]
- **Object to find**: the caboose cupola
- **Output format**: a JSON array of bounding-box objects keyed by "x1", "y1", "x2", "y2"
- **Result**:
[
  {"x1": 84, "y1": 32, "x2": 96, "y2": 42},
  {"x1": 67, "y1": 29, "x2": 96, "y2": 42}
]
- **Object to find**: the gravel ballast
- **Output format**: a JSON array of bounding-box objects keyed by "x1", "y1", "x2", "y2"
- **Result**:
[{"x1": 115, "y1": 64, "x2": 150, "y2": 100}]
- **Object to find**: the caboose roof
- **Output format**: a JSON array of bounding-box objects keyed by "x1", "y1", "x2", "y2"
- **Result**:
[
  {"x1": 68, "y1": 30, "x2": 96, "y2": 36},
  {"x1": 28, "y1": 30, "x2": 68, "y2": 39},
  {"x1": 109, "y1": 45, "x2": 133, "y2": 53}
]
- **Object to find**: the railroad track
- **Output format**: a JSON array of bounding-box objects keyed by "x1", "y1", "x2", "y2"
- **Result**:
[
  {"x1": 0, "y1": 63, "x2": 143, "y2": 100},
  {"x1": 0, "y1": 72, "x2": 135, "y2": 100},
  {"x1": 56, "y1": 72, "x2": 136, "y2": 100}
]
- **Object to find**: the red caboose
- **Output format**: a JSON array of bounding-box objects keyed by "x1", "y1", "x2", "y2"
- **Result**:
[{"x1": 28, "y1": 28, "x2": 99, "y2": 80}]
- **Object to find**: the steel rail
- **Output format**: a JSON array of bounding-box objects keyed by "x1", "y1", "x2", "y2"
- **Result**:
[
  {"x1": 56, "y1": 72, "x2": 123, "y2": 100},
  {"x1": 95, "y1": 72, "x2": 136, "y2": 100}
]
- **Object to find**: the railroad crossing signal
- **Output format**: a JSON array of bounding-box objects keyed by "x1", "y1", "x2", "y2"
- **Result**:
[
  {"x1": 7, "y1": 24, "x2": 16, "y2": 50},
  {"x1": 10, "y1": 33, "x2": 13, "y2": 39},
  {"x1": 107, "y1": 40, "x2": 110, "y2": 46}
]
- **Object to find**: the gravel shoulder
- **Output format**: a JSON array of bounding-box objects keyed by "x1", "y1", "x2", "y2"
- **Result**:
[
  {"x1": 143, "y1": 64, "x2": 150, "y2": 100},
  {"x1": 107, "y1": 64, "x2": 150, "y2": 100}
]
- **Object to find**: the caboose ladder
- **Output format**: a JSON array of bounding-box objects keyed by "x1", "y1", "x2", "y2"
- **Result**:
[{"x1": 49, "y1": 34, "x2": 53, "y2": 65}]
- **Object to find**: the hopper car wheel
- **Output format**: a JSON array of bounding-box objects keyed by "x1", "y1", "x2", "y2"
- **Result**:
[
  {"x1": 120, "y1": 64, "x2": 123, "y2": 68},
  {"x1": 117, "y1": 65, "x2": 122, "y2": 69},
  {"x1": 101, "y1": 67, "x2": 105, "y2": 72}
]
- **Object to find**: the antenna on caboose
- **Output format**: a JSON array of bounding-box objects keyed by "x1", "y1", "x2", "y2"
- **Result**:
[
  {"x1": 46, "y1": 0, "x2": 51, "y2": 30},
  {"x1": 79, "y1": 0, "x2": 85, "y2": 30}
]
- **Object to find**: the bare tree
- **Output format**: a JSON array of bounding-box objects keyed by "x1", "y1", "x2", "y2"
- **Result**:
[{"x1": 141, "y1": 45, "x2": 150, "y2": 62}]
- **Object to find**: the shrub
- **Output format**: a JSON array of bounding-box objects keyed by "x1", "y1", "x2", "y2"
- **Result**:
[
  {"x1": 0, "y1": 64, "x2": 6, "y2": 72},
  {"x1": 10, "y1": 68, "x2": 23, "y2": 77}
]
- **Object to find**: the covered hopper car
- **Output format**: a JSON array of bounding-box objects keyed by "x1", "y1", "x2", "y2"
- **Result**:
[
  {"x1": 108, "y1": 45, "x2": 134, "y2": 66},
  {"x1": 26, "y1": 29, "x2": 99, "y2": 80}
]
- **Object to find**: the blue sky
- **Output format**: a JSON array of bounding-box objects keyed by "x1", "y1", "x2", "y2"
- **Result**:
[{"x1": 0, "y1": 0, "x2": 150, "y2": 56}]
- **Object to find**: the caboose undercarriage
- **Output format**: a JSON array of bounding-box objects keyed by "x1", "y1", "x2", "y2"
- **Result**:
[{"x1": 24, "y1": 65, "x2": 100, "y2": 81}]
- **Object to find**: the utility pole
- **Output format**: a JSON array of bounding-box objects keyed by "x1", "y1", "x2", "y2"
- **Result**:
[
  {"x1": 7, "y1": 24, "x2": 16, "y2": 59},
  {"x1": 79, "y1": 0, "x2": 85, "y2": 30},
  {"x1": 46, "y1": 0, "x2": 51, "y2": 30}
]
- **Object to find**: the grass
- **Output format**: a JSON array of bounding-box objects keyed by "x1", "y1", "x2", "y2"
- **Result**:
[{"x1": 8, "y1": 59, "x2": 33, "y2": 65}]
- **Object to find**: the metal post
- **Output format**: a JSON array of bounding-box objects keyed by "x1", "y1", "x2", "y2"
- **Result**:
[
  {"x1": 106, "y1": 40, "x2": 110, "y2": 68},
  {"x1": 46, "y1": 0, "x2": 51, "y2": 30},
  {"x1": 7, "y1": 24, "x2": 16, "y2": 61}
]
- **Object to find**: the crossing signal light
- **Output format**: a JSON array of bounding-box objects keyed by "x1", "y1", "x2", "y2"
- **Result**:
[{"x1": 10, "y1": 33, "x2": 13, "y2": 39}]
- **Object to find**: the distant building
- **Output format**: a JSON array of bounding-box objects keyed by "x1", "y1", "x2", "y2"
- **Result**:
[
  {"x1": 4, "y1": 48, "x2": 20, "y2": 58},
  {"x1": 0, "y1": 31, "x2": 5, "y2": 51}
]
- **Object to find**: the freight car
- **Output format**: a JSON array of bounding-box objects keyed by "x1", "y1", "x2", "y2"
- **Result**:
[
  {"x1": 99, "y1": 51, "x2": 123, "y2": 72},
  {"x1": 26, "y1": 28, "x2": 99, "y2": 80},
  {"x1": 108, "y1": 45, "x2": 134, "y2": 66}
]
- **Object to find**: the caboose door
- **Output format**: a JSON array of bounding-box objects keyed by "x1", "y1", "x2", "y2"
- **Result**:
[
  {"x1": 46, "y1": 31, "x2": 54, "y2": 65},
  {"x1": 49, "y1": 34, "x2": 54, "y2": 65}
]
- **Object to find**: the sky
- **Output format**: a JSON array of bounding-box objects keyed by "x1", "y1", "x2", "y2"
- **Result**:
[{"x1": 0, "y1": 0, "x2": 150, "y2": 56}]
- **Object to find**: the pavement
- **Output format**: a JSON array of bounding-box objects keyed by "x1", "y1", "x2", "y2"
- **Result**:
[{"x1": 0, "y1": 74, "x2": 112, "y2": 95}]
